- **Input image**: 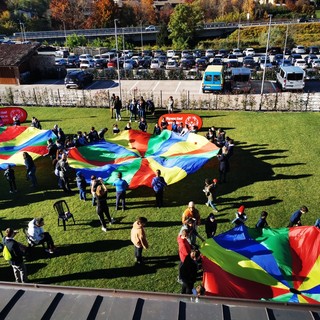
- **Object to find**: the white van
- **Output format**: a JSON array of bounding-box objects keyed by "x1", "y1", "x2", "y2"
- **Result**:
[{"x1": 276, "y1": 66, "x2": 305, "y2": 91}]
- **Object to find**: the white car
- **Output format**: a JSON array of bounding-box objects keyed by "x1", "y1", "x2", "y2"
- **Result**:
[
  {"x1": 294, "y1": 59, "x2": 307, "y2": 69},
  {"x1": 293, "y1": 45, "x2": 306, "y2": 54},
  {"x1": 145, "y1": 25, "x2": 156, "y2": 31},
  {"x1": 79, "y1": 54, "x2": 93, "y2": 61},
  {"x1": 312, "y1": 59, "x2": 320, "y2": 68},
  {"x1": 167, "y1": 50, "x2": 175, "y2": 58},
  {"x1": 232, "y1": 48, "x2": 243, "y2": 57},
  {"x1": 80, "y1": 59, "x2": 94, "y2": 68},
  {"x1": 243, "y1": 48, "x2": 255, "y2": 56},
  {"x1": 150, "y1": 59, "x2": 161, "y2": 69},
  {"x1": 165, "y1": 59, "x2": 179, "y2": 70},
  {"x1": 205, "y1": 49, "x2": 215, "y2": 58}
]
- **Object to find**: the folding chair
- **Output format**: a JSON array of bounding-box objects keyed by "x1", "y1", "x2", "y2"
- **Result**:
[{"x1": 53, "y1": 200, "x2": 75, "y2": 231}]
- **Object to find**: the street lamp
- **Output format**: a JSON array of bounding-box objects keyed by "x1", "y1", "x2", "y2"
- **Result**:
[
  {"x1": 259, "y1": 14, "x2": 272, "y2": 111},
  {"x1": 140, "y1": 21, "x2": 144, "y2": 54},
  {"x1": 114, "y1": 19, "x2": 122, "y2": 102},
  {"x1": 19, "y1": 22, "x2": 26, "y2": 42},
  {"x1": 237, "y1": 17, "x2": 241, "y2": 49}
]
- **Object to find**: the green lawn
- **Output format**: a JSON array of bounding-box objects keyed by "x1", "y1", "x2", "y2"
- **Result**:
[{"x1": 1, "y1": 107, "x2": 319, "y2": 293}]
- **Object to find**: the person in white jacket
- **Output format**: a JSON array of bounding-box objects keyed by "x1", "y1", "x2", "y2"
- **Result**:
[{"x1": 27, "y1": 218, "x2": 56, "y2": 254}]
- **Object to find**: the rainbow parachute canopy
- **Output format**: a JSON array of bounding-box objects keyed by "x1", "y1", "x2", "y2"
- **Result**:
[
  {"x1": 0, "y1": 126, "x2": 56, "y2": 169},
  {"x1": 68, "y1": 129, "x2": 220, "y2": 188},
  {"x1": 201, "y1": 225, "x2": 320, "y2": 304}
]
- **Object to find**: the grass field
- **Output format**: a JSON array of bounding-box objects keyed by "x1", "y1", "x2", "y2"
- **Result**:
[{"x1": 0, "y1": 107, "x2": 319, "y2": 293}]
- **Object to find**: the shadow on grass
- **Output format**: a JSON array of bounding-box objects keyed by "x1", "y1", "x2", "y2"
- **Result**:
[{"x1": 32, "y1": 254, "x2": 178, "y2": 284}]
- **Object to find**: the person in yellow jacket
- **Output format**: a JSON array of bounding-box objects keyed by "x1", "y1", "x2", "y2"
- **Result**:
[{"x1": 130, "y1": 217, "x2": 148, "y2": 265}]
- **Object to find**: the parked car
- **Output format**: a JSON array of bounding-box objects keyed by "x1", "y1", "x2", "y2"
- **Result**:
[
  {"x1": 311, "y1": 59, "x2": 320, "y2": 68},
  {"x1": 145, "y1": 25, "x2": 156, "y2": 31},
  {"x1": 195, "y1": 58, "x2": 208, "y2": 70},
  {"x1": 93, "y1": 58, "x2": 107, "y2": 69},
  {"x1": 294, "y1": 59, "x2": 307, "y2": 70},
  {"x1": 205, "y1": 49, "x2": 215, "y2": 58},
  {"x1": 259, "y1": 56, "x2": 273, "y2": 70},
  {"x1": 54, "y1": 58, "x2": 67, "y2": 66},
  {"x1": 279, "y1": 59, "x2": 292, "y2": 67},
  {"x1": 243, "y1": 48, "x2": 255, "y2": 56},
  {"x1": 242, "y1": 59, "x2": 257, "y2": 70},
  {"x1": 292, "y1": 45, "x2": 306, "y2": 54},
  {"x1": 185, "y1": 69, "x2": 201, "y2": 80},
  {"x1": 66, "y1": 55, "x2": 80, "y2": 68},
  {"x1": 180, "y1": 59, "x2": 193, "y2": 70},
  {"x1": 150, "y1": 59, "x2": 161, "y2": 69},
  {"x1": 79, "y1": 54, "x2": 93, "y2": 61},
  {"x1": 307, "y1": 46, "x2": 319, "y2": 54},
  {"x1": 158, "y1": 55, "x2": 168, "y2": 67},
  {"x1": 165, "y1": 59, "x2": 180, "y2": 70},
  {"x1": 107, "y1": 60, "x2": 117, "y2": 68},
  {"x1": 272, "y1": 54, "x2": 284, "y2": 65},
  {"x1": 304, "y1": 54, "x2": 318, "y2": 65},
  {"x1": 232, "y1": 48, "x2": 243, "y2": 57},
  {"x1": 80, "y1": 59, "x2": 94, "y2": 69},
  {"x1": 153, "y1": 49, "x2": 164, "y2": 57},
  {"x1": 64, "y1": 70, "x2": 94, "y2": 89},
  {"x1": 217, "y1": 49, "x2": 229, "y2": 58},
  {"x1": 210, "y1": 58, "x2": 223, "y2": 65},
  {"x1": 289, "y1": 53, "x2": 302, "y2": 65}
]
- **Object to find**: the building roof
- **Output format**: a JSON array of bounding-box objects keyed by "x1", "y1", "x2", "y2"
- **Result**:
[
  {"x1": 0, "y1": 282, "x2": 319, "y2": 319},
  {"x1": 0, "y1": 43, "x2": 40, "y2": 67}
]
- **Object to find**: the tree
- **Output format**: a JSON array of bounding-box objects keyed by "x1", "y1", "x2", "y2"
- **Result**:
[
  {"x1": 258, "y1": 26, "x2": 294, "y2": 49},
  {"x1": 126, "y1": 0, "x2": 156, "y2": 25},
  {"x1": 65, "y1": 34, "x2": 87, "y2": 50},
  {"x1": 158, "y1": 3, "x2": 174, "y2": 25},
  {"x1": 168, "y1": 2, "x2": 203, "y2": 49},
  {"x1": 156, "y1": 23, "x2": 170, "y2": 47},
  {"x1": 50, "y1": 0, "x2": 89, "y2": 30},
  {"x1": 84, "y1": 0, "x2": 116, "y2": 29}
]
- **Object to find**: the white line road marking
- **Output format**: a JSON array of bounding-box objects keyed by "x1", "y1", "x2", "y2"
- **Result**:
[
  {"x1": 129, "y1": 81, "x2": 139, "y2": 91},
  {"x1": 175, "y1": 81, "x2": 181, "y2": 93},
  {"x1": 153, "y1": 81, "x2": 160, "y2": 91}
]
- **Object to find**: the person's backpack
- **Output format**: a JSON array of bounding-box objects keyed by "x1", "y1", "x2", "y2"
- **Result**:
[{"x1": 3, "y1": 245, "x2": 12, "y2": 261}]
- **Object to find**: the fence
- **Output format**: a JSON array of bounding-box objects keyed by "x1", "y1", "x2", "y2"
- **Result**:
[{"x1": 0, "y1": 86, "x2": 319, "y2": 112}]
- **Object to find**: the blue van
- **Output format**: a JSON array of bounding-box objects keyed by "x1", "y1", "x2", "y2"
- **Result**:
[{"x1": 202, "y1": 65, "x2": 224, "y2": 93}]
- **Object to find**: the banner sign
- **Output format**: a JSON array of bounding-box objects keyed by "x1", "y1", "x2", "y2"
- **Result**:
[
  {"x1": 158, "y1": 113, "x2": 203, "y2": 130},
  {"x1": 0, "y1": 107, "x2": 28, "y2": 125}
]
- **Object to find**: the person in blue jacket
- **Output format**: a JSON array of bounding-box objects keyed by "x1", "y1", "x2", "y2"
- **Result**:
[
  {"x1": 288, "y1": 206, "x2": 308, "y2": 227},
  {"x1": 113, "y1": 172, "x2": 129, "y2": 211},
  {"x1": 151, "y1": 169, "x2": 167, "y2": 208},
  {"x1": 255, "y1": 211, "x2": 269, "y2": 229}
]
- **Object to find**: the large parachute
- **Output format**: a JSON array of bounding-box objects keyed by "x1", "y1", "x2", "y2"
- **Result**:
[{"x1": 201, "y1": 225, "x2": 320, "y2": 304}]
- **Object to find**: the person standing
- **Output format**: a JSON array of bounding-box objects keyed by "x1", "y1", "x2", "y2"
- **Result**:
[
  {"x1": 56, "y1": 153, "x2": 72, "y2": 193},
  {"x1": 4, "y1": 165, "x2": 17, "y2": 193},
  {"x1": 177, "y1": 229, "x2": 191, "y2": 283},
  {"x1": 151, "y1": 169, "x2": 167, "y2": 208},
  {"x1": 110, "y1": 93, "x2": 116, "y2": 119},
  {"x1": 217, "y1": 146, "x2": 230, "y2": 183},
  {"x1": 205, "y1": 213, "x2": 217, "y2": 238},
  {"x1": 180, "y1": 250, "x2": 200, "y2": 294},
  {"x1": 2, "y1": 228, "x2": 28, "y2": 283},
  {"x1": 288, "y1": 206, "x2": 308, "y2": 227},
  {"x1": 23, "y1": 152, "x2": 38, "y2": 187},
  {"x1": 114, "y1": 95, "x2": 122, "y2": 121},
  {"x1": 76, "y1": 171, "x2": 87, "y2": 201},
  {"x1": 131, "y1": 217, "x2": 148, "y2": 265},
  {"x1": 167, "y1": 96, "x2": 174, "y2": 113},
  {"x1": 95, "y1": 181, "x2": 113, "y2": 232},
  {"x1": 113, "y1": 172, "x2": 129, "y2": 211},
  {"x1": 153, "y1": 123, "x2": 161, "y2": 135}
]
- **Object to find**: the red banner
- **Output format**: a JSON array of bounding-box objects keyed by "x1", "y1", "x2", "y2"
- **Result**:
[
  {"x1": 0, "y1": 107, "x2": 28, "y2": 125},
  {"x1": 158, "y1": 113, "x2": 203, "y2": 130}
]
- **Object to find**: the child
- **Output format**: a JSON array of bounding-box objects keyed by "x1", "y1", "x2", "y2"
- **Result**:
[
  {"x1": 124, "y1": 122, "x2": 132, "y2": 130},
  {"x1": 130, "y1": 217, "x2": 149, "y2": 265},
  {"x1": 153, "y1": 123, "x2": 161, "y2": 135},
  {"x1": 4, "y1": 165, "x2": 17, "y2": 193},
  {"x1": 256, "y1": 211, "x2": 269, "y2": 228},
  {"x1": 232, "y1": 205, "x2": 247, "y2": 225},
  {"x1": 76, "y1": 171, "x2": 87, "y2": 201},
  {"x1": 112, "y1": 124, "x2": 120, "y2": 134},
  {"x1": 203, "y1": 178, "x2": 218, "y2": 212},
  {"x1": 205, "y1": 213, "x2": 217, "y2": 238}
]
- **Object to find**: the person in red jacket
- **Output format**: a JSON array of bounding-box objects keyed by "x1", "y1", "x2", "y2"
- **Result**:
[{"x1": 177, "y1": 229, "x2": 191, "y2": 284}]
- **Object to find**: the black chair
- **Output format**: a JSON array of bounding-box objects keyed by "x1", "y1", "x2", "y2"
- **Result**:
[{"x1": 53, "y1": 200, "x2": 75, "y2": 231}]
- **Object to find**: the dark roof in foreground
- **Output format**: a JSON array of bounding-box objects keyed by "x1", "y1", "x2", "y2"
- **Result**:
[
  {"x1": 0, "y1": 43, "x2": 40, "y2": 67},
  {"x1": 0, "y1": 282, "x2": 319, "y2": 320}
]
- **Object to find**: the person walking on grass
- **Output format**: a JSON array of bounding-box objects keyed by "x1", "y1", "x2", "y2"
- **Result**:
[
  {"x1": 113, "y1": 172, "x2": 129, "y2": 211},
  {"x1": 23, "y1": 151, "x2": 38, "y2": 187},
  {"x1": 4, "y1": 165, "x2": 17, "y2": 193},
  {"x1": 131, "y1": 217, "x2": 148, "y2": 265},
  {"x1": 203, "y1": 178, "x2": 218, "y2": 212},
  {"x1": 76, "y1": 171, "x2": 87, "y2": 201},
  {"x1": 2, "y1": 228, "x2": 28, "y2": 283}
]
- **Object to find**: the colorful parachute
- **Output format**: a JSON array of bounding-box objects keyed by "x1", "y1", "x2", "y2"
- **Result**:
[
  {"x1": 68, "y1": 129, "x2": 220, "y2": 188},
  {"x1": 201, "y1": 225, "x2": 320, "y2": 304},
  {"x1": 0, "y1": 126, "x2": 56, "y2": 169}
]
